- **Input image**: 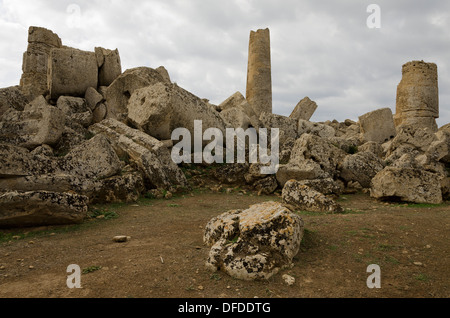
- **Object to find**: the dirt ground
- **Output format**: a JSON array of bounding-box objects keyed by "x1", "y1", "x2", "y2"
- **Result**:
[{"x1": 0, "y1": 186, "x2": 449, "y2": 299}]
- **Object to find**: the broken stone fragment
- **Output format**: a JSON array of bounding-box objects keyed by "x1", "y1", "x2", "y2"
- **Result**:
[
  {"x1": 359, "y1": 108, "x2": 397, "y2": 143},
  {"x1": 370, "y1": 167, "x2": 443, "y2": 204},
  {"x1": 0, "y1": 95, "x2": 65, "y2": 149},
  {"x1": 290, "y1": 97, "x2": 318, "y2": 121},
  {"x1": 282, "y1": 180, "x2": 343, "y2": 213},
  {"x1": 0, "y1": 191, "x2": 88, "y2": 228},
  {"x1": 204, "y1": 201, "x2": 304, "y2": 281},
  {"x1": 95, "y1": 47, "x2": 122, "y2": 87}
]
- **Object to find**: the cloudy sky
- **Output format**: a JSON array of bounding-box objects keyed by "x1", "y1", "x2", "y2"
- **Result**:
[{"x1": 1, "y1": 0, "x2": 449, "y2": 127}]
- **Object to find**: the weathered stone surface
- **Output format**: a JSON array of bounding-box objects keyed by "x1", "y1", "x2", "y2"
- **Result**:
[
  {"x1": 0, "y1": 191, "x2": 88, "y2": 228},
  {"x1": 56, "y1": 96, "x2": 88, "y2": 116},
  {"x1": 294, "y1": 178, "x2": 342, "y2": 196},
  {"x1": 246, "y1": 28, "x2": 272, "y2": 117},
  {"x1": 290, "y1": 97, "x2": 318, "y2": 121},
  {"x1": 371, "y1": 167, "x2": 443, "y2": 204},
  {"x1": 359, "y1": 141, "x2": 384, "y2": 158},
  {"x1": 0, "y1": 96, "x2": 65, "y2": 149},
  {"x1": 62, "y1": 134, "x2": 123, "y2": 180},
  {"x1": 253, "y1": 175, "x2": 279, "y2": 195},
  {"x1": 95, "y1": 47, "x2": 122, "y2": 87},
  {"x1": 394, "y1": 61, "x2": 439, "y2": 131},
  {"x1": 127, "y1": 82, "x2": 226, "y2": 141},
  {"x1": 20, "y1": 26, "x2": 62, "y2": 100},
  {"x1": 104, "y1": 67, "x2": 168, "y2": 121},
  {"x1": 282, "y1": 180, "x2": 343, "y2": 213},
  {"x1": 220, "y1": 106, "x2": 254, "y2": 130},
  {"x1": 339, "y1": 152, "x2": 385, "y2": 188},
  {"x1": 385, "y1": 124, "x2": 437, "y2": 162},
  {"x1": 204, "y1": 201, "x2": 304, "y2": 280},
  {"x1": 259, "y1": 112, "x2": 298, "y2": 145},
  {"x1": 85, "y1": 87, "x2": 104, "y2": 111},
  {"x1": 92, "y1": 103, "x2": 107, "y2": 124},
  {"x1": 214, "y1": 163, "x2": 249, "y2": 185},
  {"x1": 89, "y1": 118, "x2": 188, "y2": 189},
  {"x1": 276, "y1": 134, "x2": 347, "y2": 186},
  {"x1": 0, "y1": 86, "x2": 29, "y2": 117},
  {"x1": 155, "y1": 66, "x2": 171, "y2": 83},
  {"x1": 90, "y1": 171, "x2": 145, "y2": 204},
  {"x1": 298, "y1": 119, "x2": 336, "y2": 139},
  {"x1": 359, "y1": 108, "x2": 396, "y2": 143},
  {"x1": 48, "y1": 48, "x2": 98, "y2": 100}
]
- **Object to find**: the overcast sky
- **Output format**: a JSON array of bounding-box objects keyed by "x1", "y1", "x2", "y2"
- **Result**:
[{"x1": 1, "y1": 0, "x2": 449, "y2": 127}]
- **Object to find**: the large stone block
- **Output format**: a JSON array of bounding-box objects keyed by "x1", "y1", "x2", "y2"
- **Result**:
[
  {"x1": 370, "y1": 167, "x2": 443, "y2": 204},
  {"x1": 204, "y1": 201, "x2": 304, "y2": 280},
  {"x1": 0, "y1": 191, "x2": 88, "y2": 228},
  {"x1": 48, "y1": 48, "x2": 98, "y2": 99},
  {"x1": 20, "y1": 26, "x2": 62, "y2": 100},
  {"x1": 0, "y1": 96, "x2": 65, "y2": 149},
  {"x1": 290, "y1": 97, "x2": 318, "y2": 121},
  {"x1": 104, "y1": 67, "x2": 168, "y2": 121},
  {"x1": 394, "y1": 60, "x2": 439, "y2": 131},
  {"x1": 95, "y1": 47, "x2": 122, "y2": 87},
  {"x1": 359, "y1": 108, "x2": 397, "y2": 143}
]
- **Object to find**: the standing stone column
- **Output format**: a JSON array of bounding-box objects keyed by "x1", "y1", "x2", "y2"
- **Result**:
[
  {"x1": 246, "y1": 28, "x2": 272, "y2": 117},
  {"x1": 20, "y1": 26, "x2": 62, "y2": 101},
  {"x1": 394, "y1": 60, "x2": 439, "y2": 131}
]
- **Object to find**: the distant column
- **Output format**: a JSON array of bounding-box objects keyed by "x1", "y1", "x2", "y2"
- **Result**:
[
  {"x1": 394, "y1": 60, "x2": 439, "y2": 131},
  {"x1": 246, "y1": 28, "x2": 272, "y2": 117}
]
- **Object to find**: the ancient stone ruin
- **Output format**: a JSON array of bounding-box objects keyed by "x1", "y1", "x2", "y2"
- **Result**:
[{"x1": 0, "y1": 26, "x2": 449, "y2": 281}]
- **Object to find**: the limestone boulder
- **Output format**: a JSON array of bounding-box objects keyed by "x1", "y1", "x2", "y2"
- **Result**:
[
  {"x1": 104, "y1": 67, "x2": 169, "y2": 121},
  {"x1": 0, "y1": 191, "x2": 88, "y2": 228},
  {"x1": 127, "y1": 82, "x2": 226, "y2": 141},
  {"x1": 48, "y1": 48, "x2": 98, "y2": 100},
  {"x1": 370, "y1": 167, "x2": 443, "y2": 204},
  {"x1": 294, "y1": 178, "x2": 342, "y2": 196},
  {"x1": 89, "y1": 119, "x2": 188, "y2": 189},
  {"x1": 290, "y1": 97, "x2": 318, "y2": 121},
  {"x1": 0, "y1": 86, "x2": 29, "y2": 117},
  {"x1": 259, "y1": 112, "x2": 298, "y2": 145},
  {"x1": 204, "y1": 201, "x2": 304, "y2": 280},
  {"x1": 282, "y1": 180, "x2": 343, "y2": 213},
  {"x1": 20, "y1": 26, "x2": 62, "y2": 100},
  {"x1": 298, "y1": 119, "x2": 336, "y2": 139},
  {"x1": 359, "y1": 108, "x2": 397, "y2": 143},
  {"x1": 0, "y1": 96, "x2": 65, "y2": 149},
  {"x1": 276, "y1": 134, "x2": 347, "y2": 186},
  {"x1": 95, "y1": 47, "x2": 122, "y2": 87},
  {"x1": 339, "y1": 151, "x2": 385, "y2": 188},
  {"x1": 61, "y1": 134, "x2": 123, "y2": 180}
]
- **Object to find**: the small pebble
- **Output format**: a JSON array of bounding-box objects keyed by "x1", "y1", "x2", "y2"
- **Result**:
[{"x1": 113, "y1": 236, "x2": 131, "y2": 243}]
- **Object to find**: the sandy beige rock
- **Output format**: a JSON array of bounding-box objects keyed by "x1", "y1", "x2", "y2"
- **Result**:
[
  {"x1": 290, "y1": 97, "x2": 317, "y2": 121},
  {"x1": 246, "y1": 28, "x2": 272, "y2": 117},
  {"x1": 0, "y1": 96, "x2": 65, "y2": 149},
  {"x1": 359, "y1": 108, "x2": 396, "y2": 143},
  {"x1": 282, "y1": 180, "x2": 343, "y2": 213},
  {"x1": 0, "y1": 86, "x2": 29, "y2": 117},
  {"x1": 127, "y1": 82, "x2": 226, "y2": 141},
  {"x1": 0, "y1": 191, "x2": 88, "y2": 228},
  {"x1": 20, "y1": 26, "x2": 62, "y2": 100},
  {"x1": 371, "y1": 167, "x2": 443, "y2": 204},
  {"x1": 95, "y1": 47, "x2": 122, "y2": 87},
  {"x1": 48, "y1": 48, "x2": 98, "y2": 100},
  {"x1": 394, "y1": 61, "x2": 439, "y2": 131},
  {"x1": 104, "y1": 67, "x2": 168, "y2": 121},
  {"x1": 89, "y1": 119, "x2": 188, "y2": 189},
  {"x1": 204, "y1": 201, "x2": 304, "y2": 280},
  {"x1": 339, "y1": 152, "x2": 385, "y2": 188}
]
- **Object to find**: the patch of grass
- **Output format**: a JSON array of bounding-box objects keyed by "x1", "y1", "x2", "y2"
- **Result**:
[
  {"x1": 167, "y1": 203, "x2": 181, "y2": 208},
  {"x1": 340, "y1": 208, "x2": 365, "y2": 215},
  {"x1": 414, "y1": 273, "x2": 429, "y2": 282},
  {"x1": 88, "y1": 208, "x2": 119, "y2": 220},
  {"x1": 82, "y1": 266, "x2": 102, "y2": 274},
  {"x1": 328, "y1": 244, "x2": 339, "y2": 251},
  {"x1": 384, "y1": 255, "x2": 400, "y2": 264},
  {"x1": 210, "y1": 273, "x2": 222, "y2": 281},
  {"x1": 377, "y1": 244, "x2": 397, "y2": 252},
  {"x1": 0, "y1": 224, "x2": 86, "y2": 244}
]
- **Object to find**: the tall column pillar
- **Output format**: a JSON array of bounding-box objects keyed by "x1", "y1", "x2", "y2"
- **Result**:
[{"x1": 246, "y1": 28, "x2": 272, "y2": 117}]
